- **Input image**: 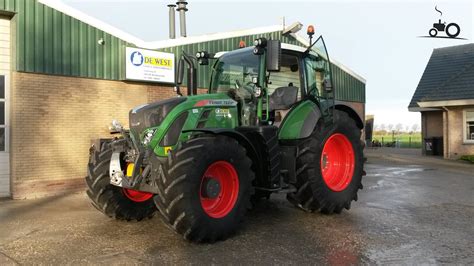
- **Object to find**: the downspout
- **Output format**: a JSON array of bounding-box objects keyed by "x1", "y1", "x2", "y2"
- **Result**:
[{"x1": 442, "y1": 106, "x2": 449, "y2": 159}]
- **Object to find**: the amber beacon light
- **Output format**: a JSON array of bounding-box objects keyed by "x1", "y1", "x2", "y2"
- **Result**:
[{"x1": 307, "y1": 25, "x2": 315, "y2": 45}]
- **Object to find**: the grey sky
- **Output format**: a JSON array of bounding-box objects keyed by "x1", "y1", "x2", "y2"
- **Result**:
[{"x1": 63, "y1": 0, "x2": 473, "y2": 127}]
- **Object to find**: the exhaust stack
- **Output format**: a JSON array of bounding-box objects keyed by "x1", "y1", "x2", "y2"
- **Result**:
[
  {"x1": 167, "y1": 4, "x2": 176, "y2": 39},
  {"x1": 176, "y1": 0, "x2": 188, "y2": 37}
]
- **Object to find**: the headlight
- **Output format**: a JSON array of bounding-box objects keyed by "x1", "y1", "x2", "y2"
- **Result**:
[
  {"x1": 109, "y1": 119, "x2": 123, "y2": 132},
  {"x1": 142, "y1": 128, "x2": 157, "y2": 146}
]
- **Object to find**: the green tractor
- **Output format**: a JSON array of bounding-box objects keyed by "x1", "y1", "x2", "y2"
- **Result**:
[{"x1": 86, "y1": 32, "x2": 364, "y2": 242}]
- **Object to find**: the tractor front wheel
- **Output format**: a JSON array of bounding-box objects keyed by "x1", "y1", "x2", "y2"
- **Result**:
[
  {"x1": 85, "y1": 140, "x2": 156, "y2": 221},
  {"x1": 287, "y1": 110, "x2": 364, "y2": 213},
  {"x1": 429, "y1": 28, "x2": 438, "y2": 37},
  {"x1": 154, "y1": 135, "x2": 254, "y2": 242}
]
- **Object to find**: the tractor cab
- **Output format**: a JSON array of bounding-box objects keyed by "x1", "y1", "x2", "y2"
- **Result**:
[{"x1": 198, "y1": 35, "x2": 335, "y2": 128}]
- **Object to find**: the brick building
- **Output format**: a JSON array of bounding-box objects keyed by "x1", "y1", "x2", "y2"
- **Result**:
[
  {"x1": 0, "y1": 0, "x2": 365, "y2": 198},
  {"x1": 409, "y1": 43, "x2": 474, "y2": 159}
]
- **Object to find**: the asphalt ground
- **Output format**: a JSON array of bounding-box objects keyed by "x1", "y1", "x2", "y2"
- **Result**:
[{"x1": 0, "y1": 148, "x2": 473, "y2": 264}]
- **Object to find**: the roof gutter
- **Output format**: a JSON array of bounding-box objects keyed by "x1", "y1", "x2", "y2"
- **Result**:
[
  {"x1": 408, "y1": 106, "x2": 442, "y2": 112},
  {"x1": 417, "y1": 99, "x2": 474, "y2": 108}
]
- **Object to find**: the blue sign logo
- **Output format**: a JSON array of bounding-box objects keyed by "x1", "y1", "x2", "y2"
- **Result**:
[{"x1": 130, "y1": 51, "x2": 144, "y2": 66}]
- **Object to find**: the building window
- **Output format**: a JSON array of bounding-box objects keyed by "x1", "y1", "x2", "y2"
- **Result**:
[{"x1": 464, "y1": 110, "x2": 474, "y2": 143}]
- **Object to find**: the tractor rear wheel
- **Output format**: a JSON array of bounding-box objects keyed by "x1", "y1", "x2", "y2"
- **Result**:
[
  {"x1": 446, "y1": 23, "x2": 460, "y2": 38},
  {"x1": 287, "y1": 110, "x2": 364, "y2": 213},
  {"x1": 154, "y1": 135, "x2": 254, "y2": 242},
  {"x1": 85, "y1": 140, "x2": 156, "y2": 221}
]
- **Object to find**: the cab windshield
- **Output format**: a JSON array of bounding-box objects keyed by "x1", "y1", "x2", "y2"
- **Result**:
[{"x1": 210, "y1": 48, "x2": 259, "y2": 94}]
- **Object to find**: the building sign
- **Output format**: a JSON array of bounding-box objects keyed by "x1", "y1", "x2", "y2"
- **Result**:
[{"x1": 125, "y1": 47, "x2": 175, "y2": 83}]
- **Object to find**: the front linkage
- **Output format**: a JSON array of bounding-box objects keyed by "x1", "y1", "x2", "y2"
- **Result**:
[{"x1": 108, "y1": 131, "x2": 164, "y2": 196}]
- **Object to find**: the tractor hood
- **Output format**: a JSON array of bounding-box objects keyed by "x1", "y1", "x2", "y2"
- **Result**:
[{"x1": 129, "y1": 97, "x2": 186, "y2": 137}]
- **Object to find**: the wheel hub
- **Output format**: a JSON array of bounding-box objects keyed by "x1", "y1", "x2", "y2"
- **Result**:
[
  {"x1": 200, "y1": 161, "x2": 239, "y2": 218},
  {"x1": 201, "y1": 177, "x2": 221, "y2": 199}
]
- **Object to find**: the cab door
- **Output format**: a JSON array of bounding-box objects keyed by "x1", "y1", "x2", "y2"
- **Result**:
[
  {"x1": 303, "y1": 36, "x2": 335, "y2": 123},
  {"x1": 272, "y1": 50, "x2": 322, "y2": 140},
  {"x1": 265, "y1": 51, "x2": 304, "y2": 128},
  {"x1": 276, "y1": 37, "x2": 335, "y2": 140}
]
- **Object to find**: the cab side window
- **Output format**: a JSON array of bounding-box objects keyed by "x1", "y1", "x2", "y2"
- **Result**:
[
  {"x1": 304, "y1": 54, "x2": 327, "y2": 97},
  {"x1": 267, "y1": 53, "x2": 301, "y2": 99}
]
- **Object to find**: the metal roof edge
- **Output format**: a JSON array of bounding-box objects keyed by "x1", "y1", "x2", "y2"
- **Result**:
[
  {"x1": 144, "y1": 25, "x2": 283, "y2": 49},
  {"x1": 289, "y1": 32, "x2": 366, "y2": 84},
  {"x1": 39, "y1": 0, "x2": 284, "y2": 50}
]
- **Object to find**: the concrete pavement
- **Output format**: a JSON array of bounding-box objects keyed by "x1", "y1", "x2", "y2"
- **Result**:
[{"x1": 0, "y1": 148, "x2": 473, "y2": 264}]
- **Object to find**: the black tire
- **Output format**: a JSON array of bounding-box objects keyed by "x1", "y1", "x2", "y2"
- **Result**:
[
  {"x1": 446, "y1": 23, "x2": 460, "y2": 38},
  {"x1": 429, "y1": 28, "x2": 438, "y2": 37},
  {"x1": 287, "y1": 110, "x2": 364, "y2": 214},
  {"x1": 85, "y1": 139, "x2": 156, "y2": 221},
  {"x1": 154, "y1": 135, "x2": 254, "y2": 242}
]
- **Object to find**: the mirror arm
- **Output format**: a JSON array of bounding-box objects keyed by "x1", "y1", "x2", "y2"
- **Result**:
[{"x1": 182, "y1": 52, "x2": 197, "y2": 96}]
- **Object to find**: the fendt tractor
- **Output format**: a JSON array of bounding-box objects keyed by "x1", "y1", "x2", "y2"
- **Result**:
[{"x1": 85, "y1": 27, "x2": 365, "y2": 243}]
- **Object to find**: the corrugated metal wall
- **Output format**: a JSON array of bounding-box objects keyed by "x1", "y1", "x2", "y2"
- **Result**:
[
  {"x1": 331, "y1": 65, "x2": 365, "y2": 102},
  {"x1": 0, "y1": 0, "x2": 127, "y2": 80},
  {"x1": 0, "y1": 0, "x2": 365, "y2": 103}
]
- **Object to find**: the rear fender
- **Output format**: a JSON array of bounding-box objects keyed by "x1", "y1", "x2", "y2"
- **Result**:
[{"x1": 278, "y1": 100, "x2": 322, "y2": 140}]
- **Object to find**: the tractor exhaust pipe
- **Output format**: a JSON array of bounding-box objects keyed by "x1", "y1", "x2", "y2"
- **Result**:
[
  {"x1": 167, "y1": 4, "x2": 176, "y2": 39},
  {"x1": 176, "y1": 0, "x2": 188, "y2": 37}
]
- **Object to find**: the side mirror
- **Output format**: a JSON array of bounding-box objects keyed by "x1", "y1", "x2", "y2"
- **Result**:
[
  {"x1": 323, "y1": 79, "x2": 333, "y2": 92},
  {"x1": 177, "y1": 58, "x2": 185, "y2": 85},
  {"x1": 266, "y1": 40, "x2": 281, "y2": 72}
]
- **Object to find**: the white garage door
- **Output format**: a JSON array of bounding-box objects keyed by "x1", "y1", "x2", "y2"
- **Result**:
[{"x1": 0, "y1": 16, "x2": 10, "y2": 197}]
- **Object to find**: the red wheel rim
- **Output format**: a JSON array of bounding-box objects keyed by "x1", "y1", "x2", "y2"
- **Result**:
[
  {"x1": 122, "y1": 188, "x2": 153, "y2": 202},
  {"x1": 320, "y1": 133, "x2": 355, "y2": 192},
  {"x1": 200, "y1": 161, "x2": 239, "y2": 218}
]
